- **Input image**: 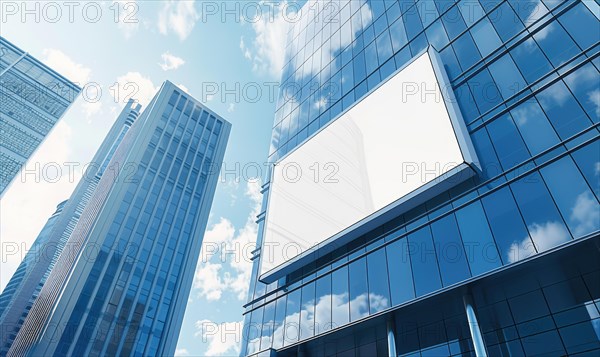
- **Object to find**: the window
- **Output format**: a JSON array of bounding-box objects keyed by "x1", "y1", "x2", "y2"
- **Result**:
[
  {"x1": 373, "y1": 11, "x2": 388, "y2": 37},
  {"x1": 458, "y1": 0, "x2": 485, "y2": 26},
  {"x1": 272, "y1": 296, "x2": 287, "y2": 349},
  {"x1": 246, "y1": 306, "x2": 264, "y2": 355},
  {"x1": 408, "y1": 226, "x2": 442, "y2": 296},
  {"x1": 299, "y1": 281, "x2": 316, "y2": 340},
  {"x1": 487, "y1": 114, "x2": 530, "y2": 170},
  {"x1": 455, "y1": 83, "x2": 480, "y2": 123},
  {"x1": 425, "y1": 19, "x2": 449, "y2": 50},
  {"x1": 489, "y1": 2, "x2": 524, "y2": 41},
  {"x1": 409, "y1": 33, "x2": 428, "y2": 56},
  {"x1": 442, "y1": 6, "x2": 467, "y2": 39},
  {"x1": 375, "y1": 30, "x2": 393, "y2": 63},
  {"x1": 510, "y1": 100, "x2": 560, "y2": 155},
  {"x1": 563, "y1": 63, "x2": 600, "y2": 123},
  {"x1": 470, "y1": 16, "x2": 502, "y2": 57},
  {"x1": 389, "y1": 17, "x2": 408, "y2": 53},
  {"x1": 558, "y1": 3, "x2": 599, "y2": 50},
  {"x1": 403, "y1": 5, "x2": 424, "y2": 40},
  {"x1": 536, "y1": 80, "x2": 591, "y2": 139},
  {"x1": 283, "y1": 289, "x2": 301, "y2": 346},
  {"x1": 522, "y1": 330, "x2": 566, "y2": 355},
  {"x1": 559, "y1": 319, "x2": 600, "y2": 354},
  {"x1": 353, "y1": 50, "x2": 367, "y2": 83},
  {"x1": 416, "y1": 0, "x2": 439, "y2": 28},
  {"x1": 419, "y1": 321, "x2": 451, "y2": 355},
  {"x1": 487, "y1": 55, "x2": 527, "y2": 100},
  {"x1": 386, "y1": 238, "x2": 415, "y2": 306},
  {"x1": 540, "y1": 156, "x2": 600, "y2": 238},
  {"x1": 534, "y1": 22, "x2": 579, "y2": 67},
  {"x1": 331, "y1": 266, "x2": 349, "y2": 328},
  {"x1": 571, "y1": 140, "x2": 600, "y2": 201},
  {"x1": 508, "y1": 0, "x2": 548, "y2": 25},
  {"x1": 471, "y1": 127, "x2": 503, "y2": 180},
  {"x1": 314, "y1": 274, "x2": 332, "y2": 335},
  {"x1": 349, "y1": 257, "x2": 369, "y2": 321},
  {"x1": 365, "y1": 40, "x2": 379, "y2": 75},
  {"x1": 482, "y1": 186, "x2": 535, "y2": 264},
  {"x1": 439, "y1": 46, "x2": 461, "y2": 79},
  {"x1": 510, "y1": 171, "x2": 571, "y2": 251},
  {"x1": 468, "y1": 69, "x2": 503, "y2": 115},
  {"x1": 430, "y1": 214, "x2": 471, "y2": 286},
  {"x1": 454, "y1": 201, "x2": 502, "y2": 276},
  {"x1": 366, "y1": 248, "x2": 391, "y2": 314},
  {"x1": 510, "y1": 38, "x2": 553, "y2": 84}
]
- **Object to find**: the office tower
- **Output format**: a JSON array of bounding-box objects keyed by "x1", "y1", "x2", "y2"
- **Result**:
[
  {"x1": 0, "y1": 100, "x2": 142, "y2": 355},
  {"x1": 8, "y1": 81, "x2": 231, "y2": 356},
  {"x1": 242, "y1": 1, "x2": 600, "y2": 356},
  {"x1": 0, "y1": 36, "x2": 81, "y2": 196},
  {"x1": 0, "y1": 201, "x2": 66, "y2": 354}
]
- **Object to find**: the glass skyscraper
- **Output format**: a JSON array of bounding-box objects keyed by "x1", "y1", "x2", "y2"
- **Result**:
[
  {"x1": 242, "y1": 1, "x2": 600, "y2": 356},
  {"x1": 0, "y1": 100, "x2": 142, "y2": 355},
  {"x1": 0, "y1": 36, "x2": 81, "y2": 196},
  {"x1": 0, "y1": 201, "x2": 66, "y2": 354},
  {"x1": 7, "y1": 81, "x2": 231, "y2": 357}
]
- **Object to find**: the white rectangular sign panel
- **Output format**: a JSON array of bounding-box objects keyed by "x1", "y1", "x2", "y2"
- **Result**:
[{"x1": 259, "y1": 48, "x2": 479, "y2": 283}]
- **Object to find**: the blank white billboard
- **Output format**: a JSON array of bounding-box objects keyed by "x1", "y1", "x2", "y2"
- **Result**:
[{"x1": 259, "y1": 48, "x2": 478, "y2": 282}]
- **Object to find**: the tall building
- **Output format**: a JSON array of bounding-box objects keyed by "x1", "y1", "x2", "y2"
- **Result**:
[
  {"x1": 0, "y1": 100, "x2": 142, "y2": 355},
  {"x1": 0, "y1": 36, "x2": 81, "y2": 196},
  {"x1": 0, "y1": 201, "x2": 66, "y2": 353},
  {"x1": 7, "y1": 81, "x2": 231, "y2": 357},
  {"x1": 242, "y1": 1, "x2": 600, "y2": 356}
]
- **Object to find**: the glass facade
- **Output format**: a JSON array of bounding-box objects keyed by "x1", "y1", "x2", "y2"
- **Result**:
[
  {"x1": 0, "y1": 36, "x2": 81, "y2": 196},
  {"x1": 243, "y1": 0, "x2": 600, "y2": 356},
  {"x1": 0, "y1": 100, "x2": 141, "y2": 355},
  {"x1": 6, "y1": 82, "x2": 231, "y2": 357},
  {"x1": 0, "y1": 201, "x2": 66, "y2": 355}
]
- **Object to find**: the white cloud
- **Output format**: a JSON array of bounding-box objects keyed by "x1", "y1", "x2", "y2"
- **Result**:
[
  {"x1": 507, "y1": 235, "x2": 537, "y2": 264},
  {"x1": 525, "y1": 1, "x2": 549, "y2": 24},
  {"x1": 159, "y1": 52, "x2": 186, "y2": 71},
  {"x1": 202, "y1": 217, "x2": 236, "y2": 252},
  {"x1": 194, "y1": 319, "x2": 243, "y2": 356},
  {"x1": 528, "y1": 221, "x2": 570, "y2": 252},
  {"x1": 239, "y1": 37, "x2": 252, "y2": 60},
  {"x1": 193, "y1": 261, "x2": 227, "y2": 301},
  {"x1": 174, "y1": 348, "x2": 190, "y2": 356},
  {"x1": 537, "y1": 81, "x2": 570, "y2": 107},
  {"x1": 227, "y1": 103, "x2": 235, "y2": 113},
  {"x1": 240, "y1": 2, "x2": 295, "y2": 78},
  {"x1": 112, "y1": 0, "x2": 140, "y2": 38},
  {"x1": 588, "y1": 89, "x2": 600, "y2": 117},
  {"x1": 158, "y1": 0, "x2": 200, "y2": 41},
  {"x1": 570, "y1": 191, "x2": 600, "y2": 237},
  {"x1": 79, "y1": 83, "x2": 103, "y2": 119},
  {"x1": 562, "y1": 65, "x2": 600, "y2": 118},
  {"x1": 81, "y1": 101, "x2": 103, "y2": 120},
  {"x1": 41, "y1": 49, "x2": 91, "y2": 85},
  {"x1": 112, "y1": 72, "x2": 158, "y2": 107},
  {"x1": 314, "y1": 97, "x2": 327, "y2": 110},
  {"x1": 511, "y1": 101, "x2": 543, "y2": 127},
  {"x1": 194, "y1": 180, "x2": 262, "y2": 301}
]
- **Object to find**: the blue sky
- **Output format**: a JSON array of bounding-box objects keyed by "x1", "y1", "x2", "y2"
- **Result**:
[{"x1": 0, "y1": 1, "x2": 298, "y2": 355}]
